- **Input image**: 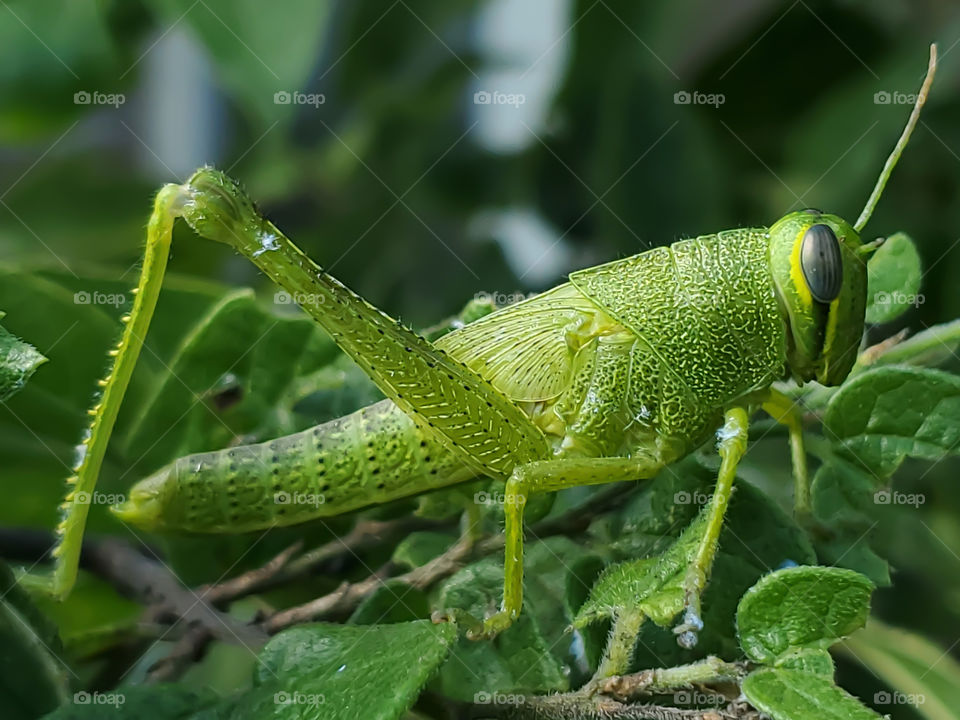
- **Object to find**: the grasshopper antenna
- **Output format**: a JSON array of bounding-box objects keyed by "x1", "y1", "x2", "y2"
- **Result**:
[{"x1": 855, "y1": 43, "x2": 937, "y2": 233}]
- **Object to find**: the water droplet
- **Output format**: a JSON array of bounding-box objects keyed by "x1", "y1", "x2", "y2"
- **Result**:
[
  {"x1": 252, "y1": 231, "x2": 280, "y2": 258},
  {"x1": 73, "y1": 443, "x2": 88, "y2": 469}
]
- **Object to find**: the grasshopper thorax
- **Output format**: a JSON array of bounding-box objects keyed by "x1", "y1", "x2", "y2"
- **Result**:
[{"x1": 768, "y1": 209, "x2": 867, "y2": 387}]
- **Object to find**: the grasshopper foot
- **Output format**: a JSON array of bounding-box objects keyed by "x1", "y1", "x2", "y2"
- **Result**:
[
  {"x1": 673, "y1": 607, "x2": 704, "y2": 649},
  {"x1": 468, "y1": 609, "x2": 516, "y2": 640},
  {"x1": 673, "y1": 568, "x2": 706, "y2": 649},
  {"x1": 431, "y1": 608, "x2": 485, "y2": 638}
]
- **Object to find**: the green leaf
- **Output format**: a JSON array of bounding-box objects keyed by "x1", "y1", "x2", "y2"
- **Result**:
[
  {"x1": 146, "y1": 0, "x2": 332, "y2": 123},
  {"x1": 0, "y1": 561, "x2": 69, "y2": 720},
  {"x1": 864, "y1": 319, "x2": 960, "y2": 369},
  {"x1": 40, "y1": 686, "x2": 219, "y2": 720},
  {"x1": 742, "y1": 668, "x2": 882, "y2": 720},
  {"x1": 824, "y1": 366, "x2": 960, "y2": 477},
  {"x1": 31, "y1": 571, "x2": 143, "y2": 659},
  {"x1": 123, "y1": 290, "x2": 330, "y2": 470},
  {"x1": 811, "y1": 460, "x2": 880, "y2": 526},
  {"x1": 574, "y1": 511, "x2": 709, "y2": 629},
  {"x1": 0, "y1": 314, "x2": 47, "y2": 401},
  {"x1": 736, "y1": 566, "x2": 873, "y2": 664},
  {"x1": 774, "y1": 648, "x2": 835, "y2": 677},
  {"x1": 815, "y1": 536, "x2": 891, "y2": 588},
  {"x1": 347, "y1": 579, "x2": 430, "y2": 625},
  {"x1": 0, "y1": 269, "x2": 226, "y2": 531},
  {"x1": 241, "y1": 620, "x2": 456, "y2": 720},
  {"x1": 840, "y1": 621, "x2": 960, "y2": 720},
  {"x1": 391, "y1": 531, "x2": 458, "y2": 570},
  {"x1": 603, "y1": 463, "x2": 818, "y2": 668},
  {"x1": 865, "y1": 232, "x2": 923, "y2": 324}
]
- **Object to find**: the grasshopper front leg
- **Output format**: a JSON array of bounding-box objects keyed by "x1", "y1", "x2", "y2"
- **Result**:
[
  {"x1": 761, "y1": 389, "x2": 811, "y2": 517},
  {"x1": 674, "y1": 406, "x2": 749, "y2": 649}
]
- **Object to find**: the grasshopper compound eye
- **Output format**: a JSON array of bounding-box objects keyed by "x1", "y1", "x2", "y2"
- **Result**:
[{"x1": 800, "y1": 223, "x2": 843, "y2": 304}]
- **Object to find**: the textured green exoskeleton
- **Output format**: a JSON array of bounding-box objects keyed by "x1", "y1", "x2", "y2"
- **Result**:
[{"x1": 31, "y1": 47, "x2": 937, "y2": 648}]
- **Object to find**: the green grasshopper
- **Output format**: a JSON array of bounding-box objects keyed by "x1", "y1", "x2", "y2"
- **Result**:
[{"x1": 34, "y1": 47, "x2": 936, "y2": 649}]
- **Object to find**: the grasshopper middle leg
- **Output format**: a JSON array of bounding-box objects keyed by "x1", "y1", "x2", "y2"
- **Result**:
[{"x1": 469, "y1": 456, "x2": 664, "y2": 639}]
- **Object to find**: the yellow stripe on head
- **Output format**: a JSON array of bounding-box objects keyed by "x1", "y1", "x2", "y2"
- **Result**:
[{"x1": 788, "y1": 226, "x2": 814, "y2": 309}]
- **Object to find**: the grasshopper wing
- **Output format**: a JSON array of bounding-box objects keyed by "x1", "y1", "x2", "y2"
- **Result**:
[{"x1": 435, "y1": 283, "x2": 611, "y2": 403}]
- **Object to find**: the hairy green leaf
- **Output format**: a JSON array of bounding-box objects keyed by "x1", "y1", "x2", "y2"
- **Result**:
[
  {"x1": 824, "y1": 366, "x2": 960, "y2": 477},
  {"x1": 742, "y1": 668, "x2": 881, "y2": 720},
  {"x1": 736, "y1": 566, "x2": 873, "y2": 664},
  {"x1": 774, "y1": 648, "x2": 835, "y2": 677},
  {"x1": 865, "y1": 232, "x2": 922, "y2": 324},
  {"x1": 243, "y1": 620, "x2": 456, "y2": 720},
  {"x1": 0, "y1": 561, "x2": 69, "y2": 720},
  {"x1": 40, "y1": 686, "x2": 218, "y2": 720},
  {"x1": 0, "y1": 314, "x2": 47, "y2": 401},
  {"x1": 347, "y1": 579, "x2": 430, "y2": 625},
  {"x1": 574, "y1": 511, "x2": 708, "y2": 629}
]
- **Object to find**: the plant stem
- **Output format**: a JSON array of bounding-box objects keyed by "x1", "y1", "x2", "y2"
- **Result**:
[{"x1": 595, "y1": 608, "x2": 646, "y2": 680}]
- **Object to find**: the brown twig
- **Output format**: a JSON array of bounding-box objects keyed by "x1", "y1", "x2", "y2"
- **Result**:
[
  {"x1": 145, "y1": 622, "x2": 214, "y2": 683},
  {"x1": 199, "y1": 516, "x2": 446, "y2": 606},
  {"x1": 260, "y1": 483, "x2": 637, "y2": 633},
  {"x1": 262, "y1": 535, "x2": 477, "y2": 632},
  {"x1": 468, "y1": 695, "x2": 758, "y2": 720},
  {"x1": 198, "y1": 540, "x2": 304, "y2": 605},
  {"x1": 81, "y1": 538, "x2": 266, "y2": 647}
]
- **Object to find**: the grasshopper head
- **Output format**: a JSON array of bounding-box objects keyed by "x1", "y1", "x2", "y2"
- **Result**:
[
  {"x1": 767, "y1": 44, "x2": 937, "y2": 387},
  {"x1": 768, "y1": 210, "x2": 867, "y2": 386}
]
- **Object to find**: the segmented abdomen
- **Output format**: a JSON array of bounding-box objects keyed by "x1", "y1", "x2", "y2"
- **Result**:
[{"x1": 157, "y1": 399, "x2": 471, "y2": 532}]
